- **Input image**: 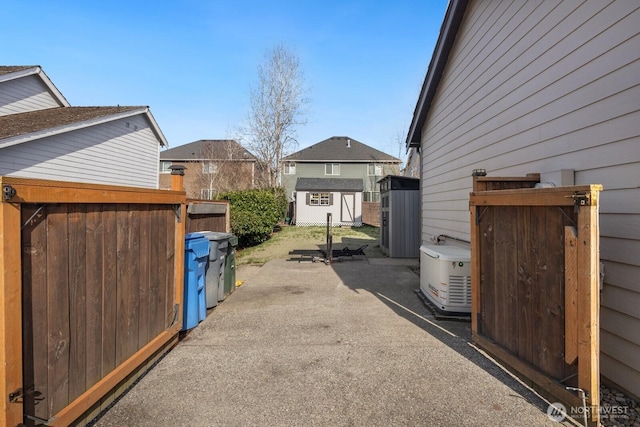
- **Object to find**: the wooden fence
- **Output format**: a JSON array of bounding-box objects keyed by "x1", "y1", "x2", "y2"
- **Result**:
[
  {"x1": 470, "y1": 177, "x2": 602, "y2": 425},
  {"x1": 0, "y1": 176, "x2": 187, "y2": 427},
  {"x1": 186, "y1": 199, "x2": 230, "y2": 234}
]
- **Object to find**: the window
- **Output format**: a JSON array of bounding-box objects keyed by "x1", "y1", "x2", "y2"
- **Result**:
[
  {"x1": 201, "y1": 188, "x2": 215, "y2": 200},
  {"x1": 368, "y1": 163, "x2": 382, "y2": 176},
  {"x1": 309, "y1": 192, "x2": 331, "y2": 206},
  {"x1": 363, "y1": 191, "x2": 380, "y2": 202},
  {"x1": 325, "y1": 163, "x2": 340, "y2": 175},
  {"x1": 159, "y1": 161, "x2": 172, "y2": 173},
  {"x1": 284, "y1": 163, "x2": 296, "y2": 175},
  {"x1": 202, "y1": 162, "x2": 218, "y2": 174}
]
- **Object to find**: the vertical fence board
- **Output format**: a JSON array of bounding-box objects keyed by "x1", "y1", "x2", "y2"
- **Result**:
[
  {"x1": 516, "y1": 207, "x2": 533, "y2": 365},
  {"x1": 47, "y1": 204, "x2": 70, "y2": 416},
  {"x1": 102, "y1": 205, "x2": 118, "y2": 378},
  {"x1": 85, "y1": 207, "x2": 104, "y2": 389},
  {"x1": 0, "y1": 198, "x2": 22, "y2": 426},
  {"x1": 530, "y1": 206, "x2": 548, "y2": 374},
  {"x1": 138, "y1": 205, "x2": 151, "y2": 347},
  {"x1": 150, "y1": 207, "x2": 166, "y2": 336},
  {"x1": 565, "y1": 226, "x2": 579, "y2": 365},
  {"x1": 68, "y1": 205, "x2": 87, "y2": 403},
  {"x1": 577, "y1": 199, "x2": 601, "y2": 424},
  {"x1": 166, "y1": 208, "x2": 177, "y2": 329},
  {"x1": 479, "y1": 207, "x2": 495, "y2": 338},
  {"x1": 21, "y1": 204, "x2": 49, "y2": 424}
]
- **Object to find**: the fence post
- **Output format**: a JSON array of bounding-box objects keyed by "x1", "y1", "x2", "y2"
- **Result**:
[
  {"x1": 0, "y1": 194, "x2": 23, "y2": 427},
  {"x1": 169, "y1": 165, "x2": 186, "y2": 191}
]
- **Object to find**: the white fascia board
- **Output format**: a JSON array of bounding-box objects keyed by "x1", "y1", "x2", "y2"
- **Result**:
[
  {"x1": 0, "y1": 107, "x2": 149, "y2": 150},
  {"x1": 0, "y1": 66, "x2": 71, "y2": 107},
  {"x1": 144, "y1": 108, "x2": 169, "y2": 147}
]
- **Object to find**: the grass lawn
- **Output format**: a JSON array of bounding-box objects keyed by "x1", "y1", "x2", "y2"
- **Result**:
[{"x1": 235, "y1": 224, "x2": 382, "y2": 266}]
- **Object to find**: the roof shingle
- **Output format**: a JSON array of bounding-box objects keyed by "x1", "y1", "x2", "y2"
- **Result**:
[
  {"x1": 0, "y1": 106, "x2": 144, "y2": 140},
  {"x1": 284, "y1": 136, "x2": 400, "y2": 163}
]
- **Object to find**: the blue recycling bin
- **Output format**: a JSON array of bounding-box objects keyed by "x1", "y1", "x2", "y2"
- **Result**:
[{"x1": 182, "y1": 233, "x2": 209, "y2": 331}]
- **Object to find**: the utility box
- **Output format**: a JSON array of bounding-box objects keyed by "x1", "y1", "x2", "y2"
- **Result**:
[
  {"x1": 420, "y1": 245, "x2": 471, "y2": 314},
  {"x1": 378, "y1": 175, "x2": 420, "y2": 258},
  {"x1": 182, "y1": 233, "x2": 209, "y2": 330}
]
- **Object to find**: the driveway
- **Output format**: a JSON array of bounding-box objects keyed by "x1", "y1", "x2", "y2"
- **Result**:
[{"x1": 92, "y1": 257, "x2": 572, "y2": 426}]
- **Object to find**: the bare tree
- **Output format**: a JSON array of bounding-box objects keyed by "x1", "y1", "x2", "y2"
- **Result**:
[
  {"x1": 194, "y1": 140, "x2": 253, "y2": 199},
  {"x1": 242, "y1": 43, "x2": 310, "y2": 188}
]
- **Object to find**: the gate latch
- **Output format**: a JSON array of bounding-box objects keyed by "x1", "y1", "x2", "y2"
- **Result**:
[{"x1": 568, "y1": 192, "x2": 592, "y2": 211}]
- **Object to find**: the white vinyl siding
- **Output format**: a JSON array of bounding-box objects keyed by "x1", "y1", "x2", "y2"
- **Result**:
[
  {"x1": 419, "y1": 0, "x2": 640, "y2": 396},
  {"x1": 0, "y1": 74, "x2": 63, "y2": 116},
  {"x1": 295, "y1": 191, "x2": 362, "y2": 226},
  {"x1": 0, "y1": 114, "x2": 161, "y2": 188}
]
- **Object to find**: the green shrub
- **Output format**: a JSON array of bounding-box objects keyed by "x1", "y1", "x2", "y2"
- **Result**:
[{"x1": 220, "y1": 188, "x2": 284, "y2": 247}]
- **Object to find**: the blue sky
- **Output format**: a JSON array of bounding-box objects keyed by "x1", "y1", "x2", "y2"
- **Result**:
[{"x1": 3, "y1": 0, "x2": 448, "y2": 161}]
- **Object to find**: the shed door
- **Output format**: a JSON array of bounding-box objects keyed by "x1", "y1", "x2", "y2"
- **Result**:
[{"x1": 341, "y1": 193, "x2": 355, "y2": 223}]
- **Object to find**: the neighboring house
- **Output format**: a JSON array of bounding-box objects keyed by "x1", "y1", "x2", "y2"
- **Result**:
[
  {"x1": 282, "y1": 136, "x2": 401, "y2": 225},
  {"x1": 406, "y1": 0, "x2": 640, "y2": 398},
  {"x1": 159, "y1": 139, "x2": 259, "y2": 199},
  {"x1": 0, "y1": 65, "x2": 169, "y2": 188}
]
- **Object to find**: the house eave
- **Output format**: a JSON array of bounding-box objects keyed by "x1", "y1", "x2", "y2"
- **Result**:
[
  {"x1": 0, "y1": 107, "x2": 153, "y2": 150},
  {"x1": 405, "y1": 0, "x2": 469, "y2": 150},
  {"x1": 0, "y1": 66, "x2": 71, "y2": 108}
]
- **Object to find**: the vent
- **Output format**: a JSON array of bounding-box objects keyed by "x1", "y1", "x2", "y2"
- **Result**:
[{"x1": 448, "y1": 275, "x2": 472, "y2": 305}]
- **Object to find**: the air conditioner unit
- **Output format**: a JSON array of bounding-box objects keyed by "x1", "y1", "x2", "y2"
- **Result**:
[{"x1": 420, "y1": 245, "x2": 471, "y2": 314}]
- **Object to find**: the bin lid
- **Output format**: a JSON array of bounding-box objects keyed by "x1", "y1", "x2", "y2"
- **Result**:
[
  {"x1": 198, "y1": 231, "x2": 232, "y2": 242},
  {"x1": 185, "y1": 233, "x2": 210, "y2": 258},
  {"x1": 420, "y1": 244, "x2": 470, "y2": 262},
  {"x1": 228, "y1": 234, "x2": 238, "y2": 246}
]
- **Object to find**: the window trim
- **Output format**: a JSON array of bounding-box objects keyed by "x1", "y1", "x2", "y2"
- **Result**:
[
  {"x1": 368, "y1": 163, "x2": 382, "y2": 176},
  {"x1": 325, "y1": 163, "x2": 340, "y2": 175},
  {"x1": 159, "y1": 161, "x2": 172, "y2": 174},
  {"x1": 284, "y1": 162, "x2": 296, "y2": 175},
  {"x1": 308, "y1": 192, "x2": 331, "y2": 206}
]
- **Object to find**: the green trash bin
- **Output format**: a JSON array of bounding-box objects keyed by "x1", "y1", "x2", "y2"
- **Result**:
[{"x1": 224, "y1": 234, "x2": 238, "y2": 297}]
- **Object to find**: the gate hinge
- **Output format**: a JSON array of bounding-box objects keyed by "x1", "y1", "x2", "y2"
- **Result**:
[
  {"x1": 2, "y1": 184, "x2": 16, "y2": 201},
  {"x1": 173, "y1": 204, "x2": 182, "y2": 223}
]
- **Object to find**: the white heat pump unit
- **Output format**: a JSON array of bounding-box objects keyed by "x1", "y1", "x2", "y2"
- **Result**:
[{"x1": 420, "y1": 245, "x2": 472, "y2": 314}]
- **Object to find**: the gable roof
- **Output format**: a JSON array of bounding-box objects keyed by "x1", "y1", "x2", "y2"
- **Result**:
[
  {"x1": 0, "y1": 106, "x2": 169, "y2": 149},
  {"x1": 0, "y1": 65, "x2": 70, "y2": 107},
  {"x1": 405, "y1": 0, "x2": 469, "y2": 148},
  {"x1": 284, "y1": 136, "x2": 400, "y2": 163},
  {"x1": 160, "y1": 139, "x2": 257, "y2": 161},
  {"x1": 295, "y1": 177, "x2": 364, "y2": 192}
]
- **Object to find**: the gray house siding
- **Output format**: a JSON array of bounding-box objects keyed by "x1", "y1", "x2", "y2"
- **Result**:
[
  {"x1": 0, "y1": 114, "x2": 161, "y2": 188},
  {"x1": 0, "y1": 74, "x2": 63, "y2": 116},
  {"x1": 283, "y1": 162, "x2": 397, "y2": 202},
  {"x1": 415, "y1": 1, "x2": 640, "y2": 396}
]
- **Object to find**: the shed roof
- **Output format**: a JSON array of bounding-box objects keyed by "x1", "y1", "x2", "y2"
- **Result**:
[
  {"x1": 284, "y1": 136, "x2": 400, "y2": 163},
  {"x1": 295, "y1": 177, "x2": 364, "y2": 192}
]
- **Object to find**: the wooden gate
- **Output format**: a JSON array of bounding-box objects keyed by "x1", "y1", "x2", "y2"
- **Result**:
[
  {"x1": 0, "y1": 177, "x2": 186, "y2": 426},
  {"x1": 470, "y1": 179, "x2": 602, "y2": 425}
]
